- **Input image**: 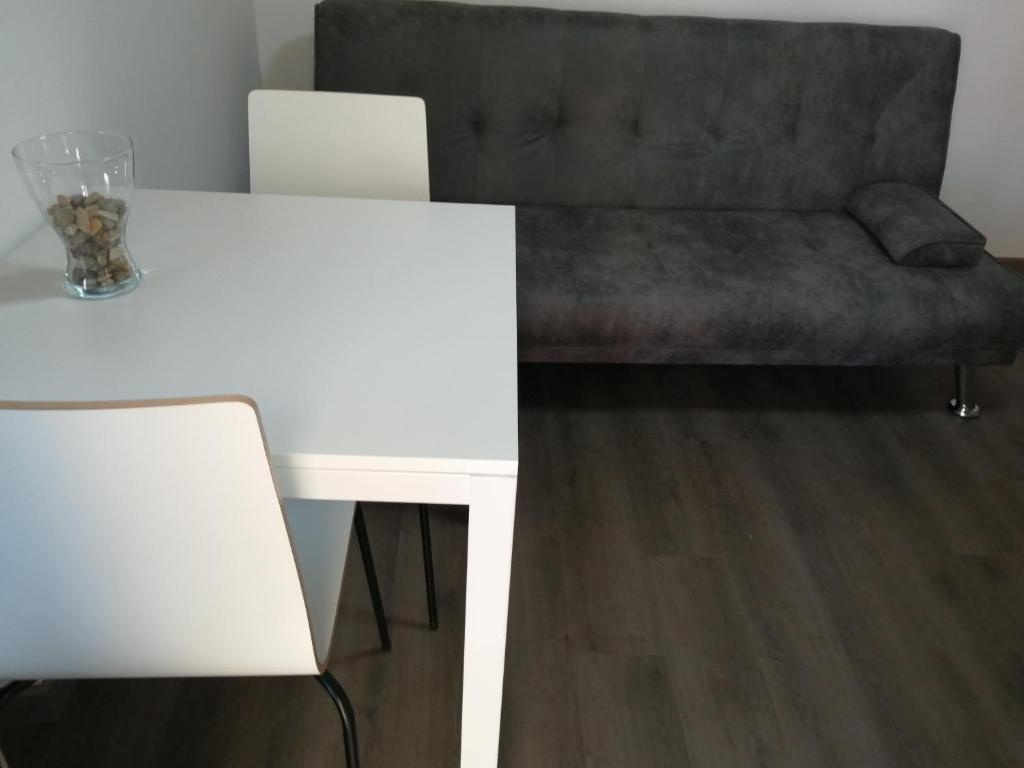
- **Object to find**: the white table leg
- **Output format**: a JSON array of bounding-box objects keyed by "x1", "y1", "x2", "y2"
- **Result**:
[{"x1": 460, "y1": 474, "x2": 518, "y2": 768}]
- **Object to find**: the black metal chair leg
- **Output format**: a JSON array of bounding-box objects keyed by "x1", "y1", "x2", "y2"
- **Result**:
[
  {"x1": 418, "y1": 504, "x2": 439, "y2": 630},
  {"x1": 0, "y1": 680, "x2": 36, "y2": 714},
  {"x1": 354, "y1": 502, "x2": 391, "y2": 652},
  {"x1": 316, "y1": 672, "x2": 360, "y2": 768}
]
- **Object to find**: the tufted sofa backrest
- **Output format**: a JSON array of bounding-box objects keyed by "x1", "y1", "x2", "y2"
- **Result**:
[{"x1": 315, "y1": 0, "x2": 961, "y2": 211}]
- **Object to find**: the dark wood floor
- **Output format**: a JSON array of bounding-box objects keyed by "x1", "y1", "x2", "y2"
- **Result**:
[{"x1": 3, "y1": 362, "x2": 1023, "y2": 767}]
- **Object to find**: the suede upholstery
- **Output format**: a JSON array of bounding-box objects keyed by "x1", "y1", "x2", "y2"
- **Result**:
[
  {"x1": 846, "y1": 182, "x2": 986, "y2": 267},
  {"x1": 316, "y1": 0, "x2": 960, "y2": 210},
  {"x1": 315, "y1": 0, "x2": 1024, "y2": 366},
  {"x1": 517, "y1": 207, "x2": 1022, "y2": 365}
]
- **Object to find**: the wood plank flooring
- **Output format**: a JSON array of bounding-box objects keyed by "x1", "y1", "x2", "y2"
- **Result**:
[{"x1": 2, "y1": 362, "x2": 1023, "y2": 767}]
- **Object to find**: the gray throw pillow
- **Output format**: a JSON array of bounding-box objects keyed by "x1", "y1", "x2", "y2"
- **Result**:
[{"x1": 846, "y1": 182, "x2": 986, "y2": 267}]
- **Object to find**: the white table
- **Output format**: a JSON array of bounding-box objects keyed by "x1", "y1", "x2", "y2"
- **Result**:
[{"x1": 0, "y1": 189, "x2": 519, "y2": 767}]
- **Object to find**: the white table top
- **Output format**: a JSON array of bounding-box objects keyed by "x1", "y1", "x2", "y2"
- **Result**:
[{"x1": 0, "y1": 190, "x2": 518, "y2": 476}]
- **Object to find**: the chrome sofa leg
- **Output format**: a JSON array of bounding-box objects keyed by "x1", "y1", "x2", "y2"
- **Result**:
[{"x1": 949, "y1": 365, "x2": 981, "y2": 419}]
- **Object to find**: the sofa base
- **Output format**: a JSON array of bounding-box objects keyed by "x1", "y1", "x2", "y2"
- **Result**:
[{"x1": 518, "y1": 345, "x2": 1019, "y2": 368}]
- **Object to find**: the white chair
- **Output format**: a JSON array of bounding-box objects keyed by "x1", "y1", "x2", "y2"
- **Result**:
[
  {"x1": 248, "y1": 89, "x2": 429, "y2": 201},
  {"x1": 248, "y1": 88, "x2": 440, "y2": 632},
  {"x1": 0, "y1": 397, "x2": 390, "y2": 768}
]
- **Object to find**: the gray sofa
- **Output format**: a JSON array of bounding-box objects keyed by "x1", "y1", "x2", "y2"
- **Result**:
[{"x1": 315, "y1": 0, "x2": 1024, "y2": 412}]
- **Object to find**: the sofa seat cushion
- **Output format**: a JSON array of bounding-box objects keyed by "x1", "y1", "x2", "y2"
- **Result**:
[{"x1": 516, "y1": 206, "x2": 1024, "y2": 365}]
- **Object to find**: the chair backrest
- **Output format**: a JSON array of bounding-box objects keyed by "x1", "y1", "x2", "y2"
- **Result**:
[
  {"x1": 0, "y1": 398, "x2": 321, "y2": 680},
  {"x1": 248, "y1": 89, "x2": 430, "y2": 201}
]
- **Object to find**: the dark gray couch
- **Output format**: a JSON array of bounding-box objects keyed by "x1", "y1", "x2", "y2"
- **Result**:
[{"x1": 315, "y1": 0, "x2": 1024, "y2": 412}]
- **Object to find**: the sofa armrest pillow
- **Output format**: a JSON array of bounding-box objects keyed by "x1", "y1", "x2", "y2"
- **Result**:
[{"x1": 846, "y1": 182, "x2": 986, "y2": 267}]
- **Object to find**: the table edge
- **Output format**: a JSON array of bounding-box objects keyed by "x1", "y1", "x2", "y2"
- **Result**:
[{"x1": 271, "y1": 453, "x2": 519, "y2": 477}]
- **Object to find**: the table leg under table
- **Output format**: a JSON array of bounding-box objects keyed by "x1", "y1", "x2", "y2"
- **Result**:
[{"x1": 460, "y1": 474, "x2": 518, "y2": 768}]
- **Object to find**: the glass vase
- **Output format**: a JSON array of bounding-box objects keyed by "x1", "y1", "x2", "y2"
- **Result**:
[{"x1": 12, "y1": 130, "x2": 142, "y2": 299}]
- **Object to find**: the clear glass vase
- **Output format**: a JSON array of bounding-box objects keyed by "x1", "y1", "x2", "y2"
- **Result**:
[{"x1": 12, "y1": 130, "x2": 142, "y2": 299}]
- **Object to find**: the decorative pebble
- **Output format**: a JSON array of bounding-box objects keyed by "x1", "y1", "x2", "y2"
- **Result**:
[{"x1": 46, "y1": 191, "x2": 133, "y2": 290}]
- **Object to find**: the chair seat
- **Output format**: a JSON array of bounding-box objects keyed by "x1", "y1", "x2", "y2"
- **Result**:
[
  {"x1": 284, "y1": 500, "x2": 356, "y2": 667},
  {"x1": 516, "y1": 206, "x2": 1024, "y2": 365}
]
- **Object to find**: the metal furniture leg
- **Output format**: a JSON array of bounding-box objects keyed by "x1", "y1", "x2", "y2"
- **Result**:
[
  {"x1": 419, "y1": 504, "x2": 439, "y2": 630},
  {"x1": 949, "y1": 365, "x2": 981, "y2": 419},
  {"x1": 316, "y1": 672, "x2": 360, "y2": 768},
  {"x1": 354, "y1": 502, "x2": 391, "y2": 652}
]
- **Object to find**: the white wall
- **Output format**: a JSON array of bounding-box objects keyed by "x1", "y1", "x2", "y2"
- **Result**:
[
  {"x1": 0, "y1": 0, "x2": 262, "y2": 257},
  {"x1": 254, "y1": 0, "x2": 1024, "y2": 259}
]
